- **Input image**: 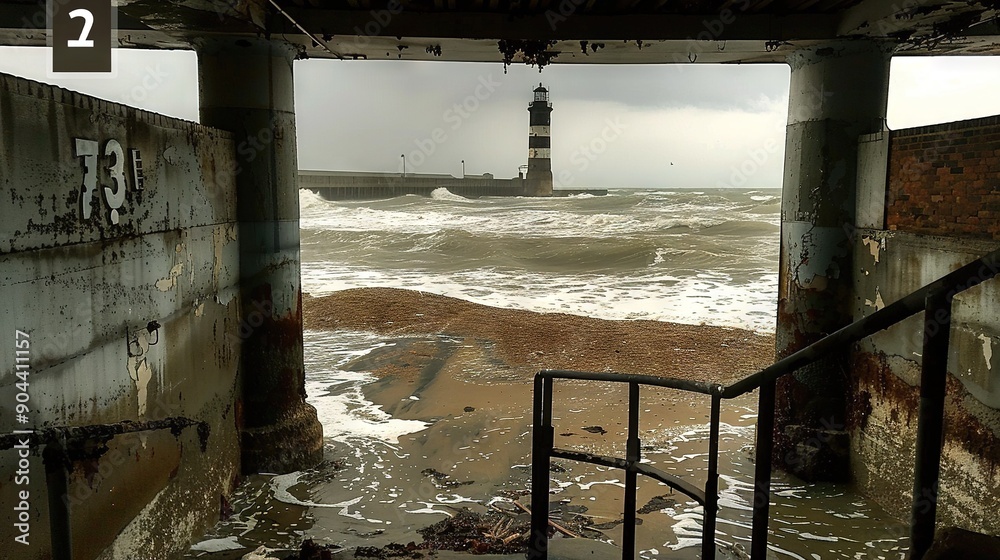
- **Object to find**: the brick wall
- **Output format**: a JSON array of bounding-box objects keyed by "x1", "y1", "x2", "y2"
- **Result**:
[{"x1": 886, "y1": 115, "x2": 1000, "y2": 239}]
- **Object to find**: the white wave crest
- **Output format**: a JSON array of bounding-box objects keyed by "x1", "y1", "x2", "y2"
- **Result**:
[
  {"x1": 430, "y1": 187, "x2": 471, "y2": 203},
  {"x1": 299, "y1": 188, "x2": 328, "y2": 211}
]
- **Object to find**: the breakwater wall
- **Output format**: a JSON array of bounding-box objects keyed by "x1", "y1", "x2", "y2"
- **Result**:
[{"x1": 299, "y1": 171, "x2": 605, "y2": 199}]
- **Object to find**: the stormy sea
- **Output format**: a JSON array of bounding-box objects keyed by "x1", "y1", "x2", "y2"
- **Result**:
[
  {"x1": 186, "y1": 188, "x2": 909, "y2": 560},
  {"x1": 299, "y1": 188, "x2": 781, "y2": 331}
]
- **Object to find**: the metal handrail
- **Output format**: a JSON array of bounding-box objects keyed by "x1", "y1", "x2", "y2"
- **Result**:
[
  {"x1": 529, "y1": 372, "x2": 722, "y2": 560},
  {"x1": 529, "y1": 247, "x2": 1000, "y2": 560},
  {"x1": 723, "y1": 247, "x2": 1000, "y2": 398}
]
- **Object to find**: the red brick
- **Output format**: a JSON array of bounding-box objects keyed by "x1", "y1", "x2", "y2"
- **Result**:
[{"x1": 888, "y1": 120, "x2": 1000, "y2": 238}]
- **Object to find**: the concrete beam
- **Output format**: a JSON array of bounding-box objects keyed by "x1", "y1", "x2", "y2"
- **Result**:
[
  {"x1": 1, "y1": 0, "x2": 998, "y2": 61},
  {"x1": 773, "y1": 39, "x2": 892, "y2": 482},
  {"x1": 196, "y1": 37, "x2": 323, "y2": 474},
  {"x1": 278, "y1": 9, "x2": 839, "y2": 42}
]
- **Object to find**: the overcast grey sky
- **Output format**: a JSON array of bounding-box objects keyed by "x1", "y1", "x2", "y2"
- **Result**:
[{"x1": 1, "y1": 47, "x2": 999, "y2": 188}]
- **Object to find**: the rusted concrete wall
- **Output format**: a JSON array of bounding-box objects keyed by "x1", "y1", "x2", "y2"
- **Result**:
[
  {"x1": 774, "y1": 41, "x2": 891, "y2": 481},
  {"x1": 850, "y1": 116, "x2": 1000, "y2": 533},
  {"x1": 0, "y1": 73, "x2": 242, "y2": 559}
]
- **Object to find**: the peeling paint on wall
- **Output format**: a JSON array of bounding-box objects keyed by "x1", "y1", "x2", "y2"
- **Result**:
[
  {"x1": 212, "y1": 224, "x2": 238, "y2": 288},
  {"x1": 155, "y1": 243, "x2": 186, "y2": 292},
  {"x1": 865, "y1": 286, "x2": 885, "y2": 311},
  {"x1": 979, "y1": 334, "x2": 994, "y2": 371},
  {"x1": 155, "y1": 262, "x2": 184, "y2": 292},
  {"x1": 127, "y1": 330, "x2": 154, "y2": 417},
  {"x1": 783, "y1": 225, "x2": 847, "y2": 292},
  {"x1": 862, "y1": 236, "x2": 881, "y2": 264},
  {"x1": 851, "y1": 226, "x2": 1000, "y2": 535}
]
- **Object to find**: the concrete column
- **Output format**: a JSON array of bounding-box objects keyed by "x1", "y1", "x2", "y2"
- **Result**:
[
  {"x1": 197, "y1": 38, "x2": 323, "y2": 473},
  {"x1": 774, "y1": 41, "x2": 891, "y2": 481}
]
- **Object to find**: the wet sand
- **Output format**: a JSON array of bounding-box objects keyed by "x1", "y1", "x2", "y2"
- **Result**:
[
  {"x1": 187, "y1": 290, "x2": 907, "y2": 559},
  {"x1": 299, "y1": 288, "x2": 777, "y2": 557},
  {"x1": 304, "y1": 287, "x2": 776, "y2": 384}
]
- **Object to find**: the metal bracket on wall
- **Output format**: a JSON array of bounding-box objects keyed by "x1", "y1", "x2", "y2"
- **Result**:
[{"x1": 126, "y1": 320, "x2": 161, "y2": 357}]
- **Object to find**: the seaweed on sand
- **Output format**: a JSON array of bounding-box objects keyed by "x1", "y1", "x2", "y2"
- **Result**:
[{"x1": 353, "y1": 508, "x2": 538, "y2": 558}]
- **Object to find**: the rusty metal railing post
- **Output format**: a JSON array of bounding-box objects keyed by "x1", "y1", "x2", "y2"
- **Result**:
[
  {"x1": 622, "y1": 382, "x2": 641, "y2": 560},
  {"x1": 702, "y1": 392, "x2": 721, "y2": 560},
  {"x1": 750, "y1": 379, "x2": 775, "y2": 560},
  {"x1": 910, "y1": 290, "x2": 952, "y2": 559},
  {"x1": 529, "y1": 374, "x2": 554, "y2": 560}
]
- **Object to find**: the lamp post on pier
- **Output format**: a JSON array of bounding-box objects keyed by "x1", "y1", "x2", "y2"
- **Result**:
[
  {"x1": 400, "y1": 154, "x2": 406, "y2": 179},
  {"x1": 461, "y1": 159, "x2": 465, "y2": 178}
]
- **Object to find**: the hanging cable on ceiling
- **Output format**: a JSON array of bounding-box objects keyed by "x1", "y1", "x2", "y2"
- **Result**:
[{"x1": 267, "y1": 0, "x2": 344, "y2": 59}]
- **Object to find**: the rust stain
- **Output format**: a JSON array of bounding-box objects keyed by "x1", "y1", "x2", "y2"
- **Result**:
[
  {"x1": 850, "y1": 350, "x2": 1000, "y2": 476},
  {"x1": 847, "y1": 352, "x2": 914, "y2": 431},
  {"x1": 241, "y1": 283, "x2": 306, "y2": 427},
  {"x1": 944, "y1": 375, "x2": 1000, "y2": 478}
]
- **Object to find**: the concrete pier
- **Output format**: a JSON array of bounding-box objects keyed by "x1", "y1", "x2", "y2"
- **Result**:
[
  {"x1": 4, "y1": 1, "x2": 1000, "y2": 556},
  {"x1": 774, "y1": 40, "x2": 891, "y2": 481},
  {"x1": 298, "y1": 170, "x2": 607, "y2": 200},
  {"x1": 197, "y1": 38, "x2": 323, "y2": 474}
]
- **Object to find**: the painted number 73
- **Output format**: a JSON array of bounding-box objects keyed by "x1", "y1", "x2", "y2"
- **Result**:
[{"x1": 74, "y1": 138, "x2": 145, "y2": 225}]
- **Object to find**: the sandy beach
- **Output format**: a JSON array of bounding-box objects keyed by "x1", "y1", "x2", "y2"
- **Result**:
[
  {"x1": 186, "y1": 289, "x2": 906, "y2": 559},
  {"x1": 304, "y1": 287, "x2": 776, "y2": 384},
  {"x1": 296, "y1": 288, "x2": 778, "y2": 557}
]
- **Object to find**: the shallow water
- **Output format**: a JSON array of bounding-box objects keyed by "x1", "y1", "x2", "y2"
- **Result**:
[
  {"x1": 186, "y1": 330, "x2": 908, "y2": 560},
  {"x1": 186, "y1": 188, "x2": 909, "y2": 559}
]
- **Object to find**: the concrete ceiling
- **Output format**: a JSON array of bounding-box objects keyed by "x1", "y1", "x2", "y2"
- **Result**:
[{"x1": 0, "y1": 0, "x2": 998, "y2": 64}]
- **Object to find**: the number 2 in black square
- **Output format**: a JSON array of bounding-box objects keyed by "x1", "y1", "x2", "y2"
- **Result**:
[{"x1": 52, "y1": 0, "x2": 112, "y2": 73}]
